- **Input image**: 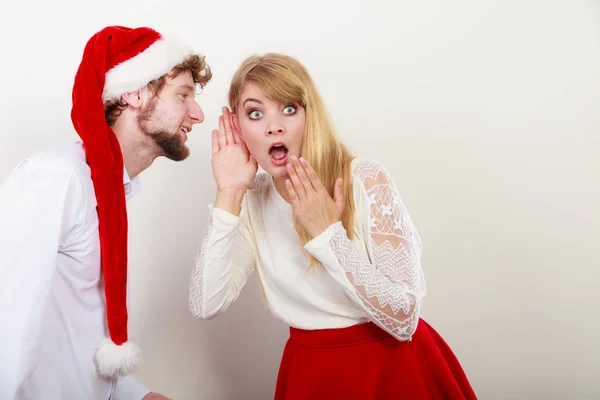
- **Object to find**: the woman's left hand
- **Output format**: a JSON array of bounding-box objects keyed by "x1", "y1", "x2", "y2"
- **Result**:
[{"x1": 285, "y1": 156, "x2": 344, "y2": 238}]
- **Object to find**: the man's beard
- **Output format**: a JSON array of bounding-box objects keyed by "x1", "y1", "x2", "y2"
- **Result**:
[{"x1": 138, "y1": 100, "x2": 190, "y2": 161}]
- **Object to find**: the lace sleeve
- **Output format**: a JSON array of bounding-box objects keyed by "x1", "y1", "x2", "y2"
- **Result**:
[
  {"x1": 189, "y1": 202, "x2": 257, "y2": 320},
  {"x1": 304, "y1": 159, "x2": 425, "y2": 341}
]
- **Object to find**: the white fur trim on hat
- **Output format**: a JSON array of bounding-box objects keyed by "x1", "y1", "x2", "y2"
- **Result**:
[
  {"x1": 96, "y1": 339, "x2": 141, "y2": 377},
  {"x1": 102, "y1": 36, "x2": 194, "y2": 102}
]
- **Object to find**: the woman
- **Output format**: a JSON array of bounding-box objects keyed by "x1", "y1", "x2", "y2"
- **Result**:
[{"x1": 189, "y1": 53, "x2": 477, "y2": 399}]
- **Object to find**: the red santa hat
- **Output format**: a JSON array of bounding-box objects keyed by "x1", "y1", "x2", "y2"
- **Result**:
[{"x1": 70, "y1": 25, "x2": 195, "y2": 377}]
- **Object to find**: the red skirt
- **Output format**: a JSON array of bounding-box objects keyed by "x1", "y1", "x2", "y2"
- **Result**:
[{"x1": 274, "y1": 319, "x2": 477, "y2": 400}]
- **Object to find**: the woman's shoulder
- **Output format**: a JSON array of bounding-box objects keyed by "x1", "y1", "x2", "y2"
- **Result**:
[
  {"x1": 350, "y1": 156, "x2": 392, "y2": 183},
  {"x1": 248, "y1": 172, "x2": 271, "y2": 191}
]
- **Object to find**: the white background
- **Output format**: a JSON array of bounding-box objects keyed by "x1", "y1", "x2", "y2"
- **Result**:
[{"x1": 1, "y1": 0, "x2": 599, "y2": 399}]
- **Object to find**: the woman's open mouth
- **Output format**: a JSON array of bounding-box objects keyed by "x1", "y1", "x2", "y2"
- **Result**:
[{"x1": 268, "y1": 142, "x2": 289, "y2": 166}]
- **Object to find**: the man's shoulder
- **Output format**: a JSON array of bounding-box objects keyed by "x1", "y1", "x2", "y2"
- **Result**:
[
  {"x1": 20, "y1": 142, "x2": 90, "y2": 180},
  {"x1": 1, "y1": 142, "x2": 93, "y2": 196},
  {"x1": 0, "y1": 142, "x2": 94, "y2": 208}
]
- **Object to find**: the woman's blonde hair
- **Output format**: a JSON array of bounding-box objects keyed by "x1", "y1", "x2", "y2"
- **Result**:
[{"x1": 229, "y1": 53, "x2": 355, "y2": 267}]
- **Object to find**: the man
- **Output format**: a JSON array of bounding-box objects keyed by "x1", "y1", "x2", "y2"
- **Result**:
[{"x1": 0, "y1": 25, "x2": 212, "y2": 399}]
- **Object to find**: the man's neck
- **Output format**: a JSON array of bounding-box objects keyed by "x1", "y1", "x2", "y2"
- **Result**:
[
  {"x1": 121, "y1": 140, "x2": 155, "y2": 179},
  {"x1": 112, "y1": 119, "x2": 156, "y2": 180}
]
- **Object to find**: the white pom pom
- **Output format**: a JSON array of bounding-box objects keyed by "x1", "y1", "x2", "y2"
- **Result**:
[{"x1": 96, "y1": 339, "x2": 140, "y2": 377}]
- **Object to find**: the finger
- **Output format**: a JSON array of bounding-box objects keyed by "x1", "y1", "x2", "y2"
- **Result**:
[
  {"x1": 285, "y1": 179, "x2": 299, "y2": 205},
  {"x1": 287, "y1": 160, "x2": 306, "y2": 199},
  {"x1": 211, "y1": 129, "x2": 219, "y2": 154},
  {"x1": 218, "y1": 115, "x2": 227, "y2": 148},
  {"x1": 292, "y1": 156, "x2": 315, "y2": 193},
  {"x1": 333, "y1": 178, "x2": 344, "y2": 211},
  {"x1": 298, "y1": 157, "x2": 324, "y2": 193},
  {"x1": 222, "y1": 107, "x2": 235, "y2": 145}
]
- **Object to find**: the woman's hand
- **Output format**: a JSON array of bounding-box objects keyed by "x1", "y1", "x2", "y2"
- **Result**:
[
  {"x1": 285, "y1": 156, "x2": 344, "y2": 238},
  {"x1": 211, "y1": 107, "x2": 258, "y2": 215},
  {"x1": 211, "y1": 106, "x2": 258, "y2": 193}
]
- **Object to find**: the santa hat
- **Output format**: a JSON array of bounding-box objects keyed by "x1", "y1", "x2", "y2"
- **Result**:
[{"x1": 70, "y1": 26, "x2": 195, "y2": 377}]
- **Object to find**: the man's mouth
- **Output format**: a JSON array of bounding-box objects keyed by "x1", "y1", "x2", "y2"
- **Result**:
[
  {"x1": 180, "y1": 126, "x2": 190, "y2": 140},
  {"x1": 269, "y1": 142, "x2": 289, "y2": 166}
]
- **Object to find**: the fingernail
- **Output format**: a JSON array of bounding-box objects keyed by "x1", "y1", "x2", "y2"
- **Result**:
[{"x1": 291, "y1": 155, "x2": 298, "y2": 161}]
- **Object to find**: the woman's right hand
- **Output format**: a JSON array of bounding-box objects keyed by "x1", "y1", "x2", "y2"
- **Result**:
[{"x1": 211, "y1": 106, "x2": 258, "y2": 193}]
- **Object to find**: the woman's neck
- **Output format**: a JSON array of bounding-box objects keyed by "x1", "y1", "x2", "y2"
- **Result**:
[{"x1": 273, "y1": 175, "x2": 292, "y2": 204}]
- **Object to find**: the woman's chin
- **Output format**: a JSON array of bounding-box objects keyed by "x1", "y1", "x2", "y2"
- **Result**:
[{"x1": 260, "y1": 160, "x2": 289, "y2": 178}]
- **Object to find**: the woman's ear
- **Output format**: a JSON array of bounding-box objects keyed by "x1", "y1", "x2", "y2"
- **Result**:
[{"x1": 231, "y1": 113, "x2": 242, "y2": 138}]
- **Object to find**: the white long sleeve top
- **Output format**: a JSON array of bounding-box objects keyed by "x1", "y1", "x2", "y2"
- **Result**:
[
  {"x1": 0, "y1": 142, "x2": 150, "y2": 400},
  {"x1": 190, "y1": 157, "x2": 427, "y2": 341}
]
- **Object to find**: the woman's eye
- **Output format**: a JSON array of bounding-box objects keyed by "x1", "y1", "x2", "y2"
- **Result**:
[
  {"x1": 249, "y1": 110, "x2": 262, "y2": 119},
  {"x1": 283, "y1": 105, "x2": 296, "y2": 115}
]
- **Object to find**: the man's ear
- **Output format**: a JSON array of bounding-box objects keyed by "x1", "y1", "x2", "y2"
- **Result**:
[{"x1": 121, "y1": 90, "x2": 144, "y2": 109}]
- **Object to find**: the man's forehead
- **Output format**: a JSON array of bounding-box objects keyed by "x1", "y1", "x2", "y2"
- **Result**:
[
  {"x1": 164, "y1": 70, "x2": 204, "y2": 95},
  {"x1": 165, "y1": 71, "x2": 194, "y2": 85},
  {"x1": 165, "y1": 75, "x2": 195, "y2": 90}
]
